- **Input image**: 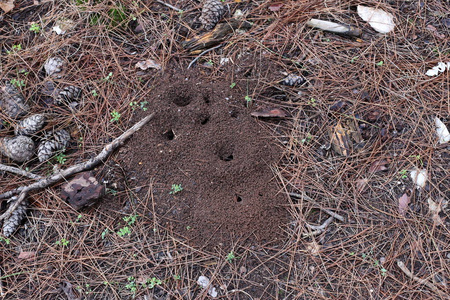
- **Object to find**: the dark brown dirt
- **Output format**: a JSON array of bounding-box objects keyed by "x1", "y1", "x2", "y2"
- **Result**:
[{"x1": 117, "y1": 68, "x2": 288, "y2": 248}]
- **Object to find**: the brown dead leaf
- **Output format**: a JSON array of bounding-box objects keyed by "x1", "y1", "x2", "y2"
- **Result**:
[
  {"x1": 0, "y1": 0, "x2": 15, "y2": 13},
  {"x1": 398, "y1": 193, "x2": 410, "y2": 217},
  {"x1": 428, "y1": 198, "x2": 446, "y2": 226},
  {"x1": 329, "y1": 121, "x2": 352, "y2": 156},
  {"x1": 369, "y1": 159, "x2": 388, "y2": 173},
  {"x1": 251, "y1": 108, "x2": 287, "y2": 118},
  {"x1": 135, "y1": 58, "x2": 161, "y2": 70},
  {"x1": 356, "y1": 178, "x2": 369, "y2": 193},
  {"x1": 268, "y1": 3, "x2": 283, "y2": 11},
  {"x1": 426, "y1": 24, "x2": 445, "y2": 40},
  {"x1": 18, "y1": 251, "x2": 36, "y2": 261}
]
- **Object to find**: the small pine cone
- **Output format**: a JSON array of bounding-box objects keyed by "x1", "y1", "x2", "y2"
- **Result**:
[
  {"x1": 44, "y1": 56, "x2": 66, "y2": 78},
  {"x1": 280, "y1": 74, "x2": 306, "y2": 86},
  {"x1": 0, "y1": 136, "x2": 35, "y2": 162},
  {"x1": 55, "y1": 85, "x2": 81, "y2": 104},
  {"x1": 199, "y1": 0, "x2": 225, "y2": 30},
  {"x1": 15, "y1": 114, "x2": 46, "y2": 136},
  {"x1": 3, "y1": 197, "x2": 29, "y2": 237},
  {"x1": 37, "y1": 129, "x2": 70, "y2": 162},
  {"x1": 0, "y1": 81, "x2": 29, "y2": 118}
]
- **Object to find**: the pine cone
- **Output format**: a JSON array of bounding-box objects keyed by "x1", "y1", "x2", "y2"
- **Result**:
[
  {"x1": 55, "y1": 85, "x2": 81, "y2": 104},
  {"x1": 15, "y1": 114, "x2": 46, "y2": 136},
  {"x1": 37, "y1": 129, "x2": 70, "y2": 162},
  {"x1": 199, "y1": 0, "x2": 225, "y2": 30},
  {"x1": 281, "y1": 74, "x2": 305, "y2": 86},
  {"x1": 3, "y1": 197, "x2": 28, "y2": 237},
  {"x1": 44, "y1": 56, "x2": 66, "y2": 79},
  {"x1": 0, "y1": 135, "x2": 35, "y2": 162},
  {"x1": 0, "y1": 81, "x2": 29, "y2": 118}
]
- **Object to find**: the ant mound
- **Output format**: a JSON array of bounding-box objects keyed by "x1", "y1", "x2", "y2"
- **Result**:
[{"x1": 118, "y1": 70, "x2": 288, "y2": 248}]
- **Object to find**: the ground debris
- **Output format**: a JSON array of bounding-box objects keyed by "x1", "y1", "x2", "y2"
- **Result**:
[{"x1": 61, "y1": 171, "x2": 105, "y2": 210}]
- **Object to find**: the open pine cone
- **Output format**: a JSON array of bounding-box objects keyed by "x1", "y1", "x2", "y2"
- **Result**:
[
  {"x1": 15, "y1": 114, "x2": 46, "y2": 136},
  {"x1": 199, "y1": 0, "x2": 225, "y2": 30},
  {"x1": 37, "y1": 129, "x2": 70, "y2": 162},
  {"x1": 3, "y1": 197, "x2": 29, "y2": 237},
  {"x1": 0, "y1": 81, "x2": 29, "y2": 118},
  {"x1": 55, "y1": 85, "x2": 82, "y2": 104},
  {"x1": 0, "y1": 135, "x2": 35, "y2": 162},
  {"x1": 44, "y1": 56, "x2": 66, "y2": 79}
]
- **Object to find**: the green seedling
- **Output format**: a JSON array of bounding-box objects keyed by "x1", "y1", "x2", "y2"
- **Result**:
[
  {"x1": 244, "y1": 95, "x2": 252, "y2": 107},
  {"x1": 0, "y1": 237, "x2": 11, "y2": 244},
  {"x1": 350, "y1": 56, "x2": 358, "y2": 63},
  {"x1": 102, "y1": 72, "x2": 113, "y2": 82},
  {"x1": 55, "y1": 152, "x2": 67, "y2": 164},
  {"x1": 117, "y1": 226, "x2": 131, "y2": 237},
  {"x1": 125, "y1": 276, "x2": 137, "y2": 294},
  {"x1": 6, "y1": 44, "x2": 22, "y2": 54},
  {"x1": 308, "y1": 98, "x2": 317, "y2": 107},
  {"x1": 226, "y1": 251, "x2": 238, "y2": 263},
  {"x1": 91, "y1": 90, "x2": 98, "y2": 97},
  {"x1": 10, "y1": 78, "x2": 25, "y2": 88},
  {"x1": 301, "y1": 134, "x2": 313, "y2": 144},
  {"x1": 173, "y1": 275, "x2": 181, "y2": 280},
  {"x1": 123, "y1": 215, "x2": 138, "y2": 225},
  {"x1": 398, "y1": 169, "x2": 408, "y2": 179},
  {"x1": 230, "y1": 82, "x2": 236, "y2": 89},
  {"x1": 409, "y1": 154, "x2": 423, "y2": 167},
  {"x1": 106, "y1": 188, "x2": 118, "y2": 196},
  {"x1": 169, "y1": 184, "x2": 183, "y2": 195},
  {"x1": 55, "y1": 238, "x2": 69, "y2": 246},
  {"x1": 142, "y1": 277, "x2": 162, "y2": 289},
  {"x1": 101, "y1": 228, "x2": 109, "y2": 239},
  {"x1": 29, "y1": 23, "x2": 41, "y2": 33},
  {"x1": 110, "y1": 110, "x2": 121, "y2": 122},
  {"x1": 376, "y1": 61, "x2": 384, "y2": 66}
]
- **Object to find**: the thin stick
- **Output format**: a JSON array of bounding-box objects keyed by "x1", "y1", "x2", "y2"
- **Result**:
[
  {"x1": 289, "y1": 192, "x2": 345, "y2": 221},
  {"x1": 187, "y1": 44, "x2": 223, "y2": 69},
  {"x1": 396, "y1": 260, "x2": 445, "y2": 296},
  {"x1": 155, "y1": 0, "x2": 183, "y2": 13},
  {"x1": 0, "y1": 164, "x2": 43, "y2": 180},
  {"x1": 303, "y1": 217, "x2": 334, "y2": 237},
  {"x1": 0, "y1": 114, "x2": 155, "y2": 221}
]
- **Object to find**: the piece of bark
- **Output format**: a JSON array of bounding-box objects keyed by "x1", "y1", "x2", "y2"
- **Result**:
[{"x1": 61, "y1": 172, "x2": 104, "y2": 210}]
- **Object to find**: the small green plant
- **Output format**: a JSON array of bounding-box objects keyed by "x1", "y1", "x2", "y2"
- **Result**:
[
  {"x1": 398, "y1": 169, "x2": 408, "y2": 179},
  {"x1": 55, "y1": 238, "x2": 69, "y2": 246},
  {"x1": 301, "y1": 134, "x2": 313, "y2": 144},
  {"x1": 106, "y1": 188, "x2": 118, "y2": 196},
  {"x1": 55, "y1": 152, "x2": 67, "y2": 164},
  {"x1": 102, "y1": 72, "x2": 113, "y2": 82},
  {"x1": 308, "y1": 98, "x2": 317, "y2": 107},
  {"x1": 205, "y1": 59, "x2": 213, "y2": 66},
  {"x1": 173, "y1": 275, "x2": 181, "y2": 280},
  {"x1": 91, "y1": 90, "x2": 98, "y2": 97},
  {"x1": 186, "y1": 225, "x2": 192, "y2": 230},
  {"x1": 376, "y1": 61, "x2": 384, "y2": 66},
  {"x1": 409, "y1": 154, "x2": 423, "y2": 167},
  {"x1": 226, "y1": 251, "x2": 237, "y2": 263},
  {"x1": 0, "y1": 236, "x2": 11, "y2": 244},
  {"x1": 123, "y1": 215, "x2": 138, "y2": 225},
  {"x1": 125, "y1": 276, "x2": 137, "y2": 294},
  {"x1": 117, "y1": 226, "x2": 131, "y2": 237},
  {"x1": 169, "y1": 184, "x2": 183, "y2": 195},
  {"x1": 110, "y1": 110, "x2": 121, "y2": 122},
  {"x1": 29, "y1": 23, "x2": 41, "y2": 33},
  {"x1": 129, "y1": 101, "x2": 148, "y2": 111},
  {"x1": 101, "y1": 228, "x2": 109, "y2": 239},
  {"x1": 6, "y1": 44, "x2": 22, "y2": 54},
  {"x1": 10, "y1": 78, "x2": 25, "y2": 88},
  {"x1": 244, "y1": 95, "x2": 252, "y2": 107},
  {"x1": 350, "y1": 56, "x2": 358, "y2": 63},
  {"x1": 142, "y1": 277, "x2": 162, "y2": 289},
  {"x1": 230, "y1": 82, "x2": 236, "y2": 89}
]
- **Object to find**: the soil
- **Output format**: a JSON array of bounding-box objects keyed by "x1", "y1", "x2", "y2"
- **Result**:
[{"x1": 116, "y1": 67, "x2": 288, "y2": 248}]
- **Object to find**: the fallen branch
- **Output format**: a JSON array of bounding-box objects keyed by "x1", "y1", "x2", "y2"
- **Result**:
[
  {"x1": 289, "y1": 192, "x2": 345, "y2": 221},
  {"x1": 303, "y1": 216, "x2": 334, "y2": 237},
  {"x1": 396, "y1": 260, "x2": 445, "y2": 296},
  {"x1": 0, "y1": 113, "x2": 155, "y2": 221},
  {"x1": 0, "y1": 164, "x2": 43, "y2": 180}
]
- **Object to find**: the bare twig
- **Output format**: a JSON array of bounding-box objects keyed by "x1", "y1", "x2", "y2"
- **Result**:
[
  {"x1": 155, "y1": 0, "x2": 183, "y2": 13},
  {"x1": 0, "y1": 114, "x2": 155, "y2": 221},
  {"x1": 0, "y1": 164, "x2": 43, "y2": 180},
  {"x1": 396, "y1": 260, "x2": 445, "y2": 296},
  {"x1": 187, "y1": 44, "x2": 223, "y2": 69},
  {"x1": 289, "y1": 192, "x2": 345, "y2": 221},
  {"x1": 303, "y1": 216, "x2": 334, "y2": 237}
]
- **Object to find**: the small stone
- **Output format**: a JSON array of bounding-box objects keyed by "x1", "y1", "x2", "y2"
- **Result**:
[{"x1": 61, "y1": 171, "x2": 105, "y2": 210}]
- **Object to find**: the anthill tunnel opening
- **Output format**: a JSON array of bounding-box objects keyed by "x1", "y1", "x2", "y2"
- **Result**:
[
  {"x1": 173, "y1": 95, "x2": 192, "y2": 107},
  {"x1": 163, "y1": 129, "x2": 175, "y2": 140},
  {"x1": 216, "y1": 143, "x2": 234, "y2": 162}
]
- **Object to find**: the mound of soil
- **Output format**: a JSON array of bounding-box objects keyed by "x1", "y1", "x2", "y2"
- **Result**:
[{"x1": 117, "y1": 69, "x2": 288, "y2": 248}]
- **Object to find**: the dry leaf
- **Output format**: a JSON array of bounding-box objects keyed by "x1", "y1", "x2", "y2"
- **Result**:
[
  {"x1": 369, "y1": 159, "x2": 388, "y2": 173},
  {"x1": 356, "y1": 178, "x2": 369, "y2": 193},
  {"x1": 435, "y1": 117, "x2": 450, "y2": 144},
  {"x1": 357, "y1": 5, "x2": 395, "y2": 34},
  {"x1": 329, "y1": 121, "x2": 352, "y2": 156},
  {"x1": 135, "y1": 59, "x2": 161, "y2": 70},
  {"x1": 268, "y1": 3, "x2": 283, "y2": 12},
  {"x1": 0, "y1": 0, "x2": 14, "y2": 13},
  {"x1": 426, "y1": 24, "x2": 445, "y2": 40},
  {"x1": 427, "y1": 198, "x2": 445, "y2": 226},
  {"x1": 398, "y1": 193, "x2": 410, "y2": 217},
  {"x1": 306, "y1": 241, "x2": 321, "y2": 256},
  {"x1": 410, "y1": 168, "x2": 427, "y2": 190},
  {"x1": 18, "y1": 251, "x2": 36, "y2": 261},
  {"x1": 251, "y1": 108, "x2": 287, "y2": 118}
]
